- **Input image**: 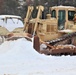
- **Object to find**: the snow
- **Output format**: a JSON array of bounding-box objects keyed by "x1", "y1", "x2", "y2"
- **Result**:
[
  {"x1": 58, "y1": 29, "x2": 74, "y2": 33},
  {"x1": 0, "y1": 38, "x2": 76, "y2": 75},
  {"x1": 0, "y1": 15, "x2": 21, "y2": 18},
  {"x1": 52, "y1": 5, "x2": 75, "y2": 9}
]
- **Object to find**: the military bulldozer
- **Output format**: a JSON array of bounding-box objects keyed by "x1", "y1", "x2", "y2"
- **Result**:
[
  {"x1": 0, "y1": 5, "x2": 76, "y2": 56},
  {"x1": 23, "y1": 5, "x2": 76, "y2": 55},
  {"x1": 0, "y1": 6, "x2": 34, "y2": 43},
  {"x1": 0, "y1": 15, "x2": 25, "y2": 43}
]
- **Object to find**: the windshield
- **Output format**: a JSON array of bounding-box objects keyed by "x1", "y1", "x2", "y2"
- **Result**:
[
  {"x1": 0, "y1": 16, "x2": 24, "y2": 31},
  {"x1": 31, "y1": 7, "x2": 48, "y2": 19},
  {"x1": 68, "y1": 11, "x2": 75, "y2": 21},
  {"x1": 58, "y1": 10, "x2": 65, "y2": 30},
  {"x1": 31, "y1": 7, "x2": 38, "y2": 18}
]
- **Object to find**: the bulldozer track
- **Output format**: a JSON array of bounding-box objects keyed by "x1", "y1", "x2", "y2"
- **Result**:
[
  {"x1": 49, "y1": 32, "x2": 76, "y2": 46},
  {"x1": 40, "y1": 32, "x2": 76, "y2": 55}
]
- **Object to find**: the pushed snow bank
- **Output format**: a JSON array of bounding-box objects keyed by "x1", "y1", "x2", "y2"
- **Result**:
[{"x1": 0, "y1": 38, "x2": 76, "y2": 75}]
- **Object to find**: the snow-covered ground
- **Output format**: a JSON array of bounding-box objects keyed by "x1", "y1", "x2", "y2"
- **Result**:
[{"x1": 0, "y1": 38, "x2": 76, "y2": 75}]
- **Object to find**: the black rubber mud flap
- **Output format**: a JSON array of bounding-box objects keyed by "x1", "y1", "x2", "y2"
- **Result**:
[{"x1": 33, "y1": 36, "x2": 40, "y2": 52}]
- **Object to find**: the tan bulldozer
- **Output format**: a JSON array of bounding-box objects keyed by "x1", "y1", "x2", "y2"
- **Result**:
[
  {"x1": 1, "y1": 5, "x2": 76, "y2": 55},
  {"x1": 24, "y1": 5, "x2": 76, "y2": 41},
  {"x1": 23, "y1": 5, "x2": 76, "y2": 55}
]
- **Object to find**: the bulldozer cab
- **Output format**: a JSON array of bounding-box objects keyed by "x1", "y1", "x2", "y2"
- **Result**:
[
  {"x1": 51, "y1": 9, "x2": 66, "y2": 30},
  {"x1": 50, "y1": 6, "x2": 76, "y2": 30},
  {"x1": 25, "y1": 5, "x2": 76, "y2": 34},
  {"x1": 0, "y1": 15, "x2": 24, "y2": 35}
]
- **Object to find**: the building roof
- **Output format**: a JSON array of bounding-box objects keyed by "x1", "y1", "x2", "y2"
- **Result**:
[
  {"x1": 51, "y1": 5, "x2": 75, "y2": 9},
  {"x1": 0, "y1": 15, "x2": 21, "y2": 19}
]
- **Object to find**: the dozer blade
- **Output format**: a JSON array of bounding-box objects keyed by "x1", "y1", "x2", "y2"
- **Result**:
[
  {"x1": 33, "y1": 35, "x2": 40, "y2": 52},
  {"x1": 33, "y1": 35, "x2": 76, "y2": 56},
  {"x1": 6, "y1": 33, "x2": 32, "y2": 42},
  {"x1": 48, "y1": 47, "x2": 76, "y2": 56},
  {"x1": 0, "y1": 33, "x2": 32, "y2": 45}
]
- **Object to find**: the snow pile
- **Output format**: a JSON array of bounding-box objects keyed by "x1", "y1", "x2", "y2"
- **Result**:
[{"x1": 0, "y1": 38, "x2": 76, "y2": 75}]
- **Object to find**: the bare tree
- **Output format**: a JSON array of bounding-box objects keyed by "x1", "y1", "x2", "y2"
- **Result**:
[
  {"x1": 0, "y1": 0, "x2": 4, "y2": 14},
  {"x1": 2, "y1": 0, "x2": 19, "y2": 15}
]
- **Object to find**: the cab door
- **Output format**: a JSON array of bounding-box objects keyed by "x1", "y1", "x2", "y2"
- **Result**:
[{"x1": 58, "y1": 10, "x2": 66, "y2": 30}]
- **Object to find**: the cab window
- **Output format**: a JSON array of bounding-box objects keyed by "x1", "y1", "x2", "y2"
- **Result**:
[
  {"x1": 32, "y1": 7, "x2": 38, "y2": 18},
  {"x1": 68, "y1": 11, "x2": 75, "y2": 21},
  {"x1": 51, "y1": 10, "x2": 56, "y2": 18}
]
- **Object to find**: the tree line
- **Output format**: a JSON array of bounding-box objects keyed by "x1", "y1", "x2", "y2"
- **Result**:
[{"x1": 0, "y1": 0, "x2": 76, "y2": 19}]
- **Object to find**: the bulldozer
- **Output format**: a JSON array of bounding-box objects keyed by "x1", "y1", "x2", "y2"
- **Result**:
[
  {"x1": 1, "y1": 5, "x2": 76, "y2": 55},
  {"x1": 0, "y1": 6, "x2": 34, "y2": 43},
  {"x1": 23, "y1": 5, "x2": 76, "y2": 55},
  {"x1": 24, "y1": 5, "x2": 76, "y2": 41},
  {"x1": 0, "y1": 15, "x2": 25, "y2": 43}
]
